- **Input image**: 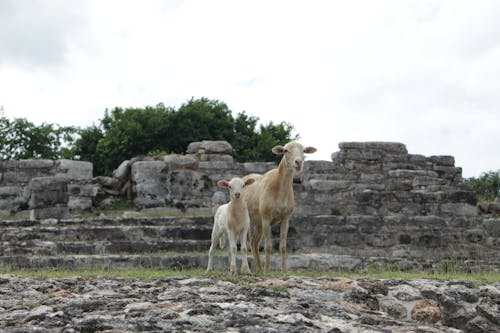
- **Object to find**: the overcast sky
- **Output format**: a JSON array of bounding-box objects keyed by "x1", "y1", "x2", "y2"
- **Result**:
[{"x1": 1, "y1": 0, "x2": 499, "y2": 177}]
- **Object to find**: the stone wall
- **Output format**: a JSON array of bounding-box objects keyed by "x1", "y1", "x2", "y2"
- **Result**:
[
  {"x1": 296, "y1": 142, "x2": 477, "y2": 216},
  {"x1": 0, "y1": 160, "x2": 93, "y2": 219},
  {"x1": 130, "y1": 141, "x2": 479, "y2": 218},
  {"x1": 0, "y1": 141, "x2": 482, "y2": 219}
]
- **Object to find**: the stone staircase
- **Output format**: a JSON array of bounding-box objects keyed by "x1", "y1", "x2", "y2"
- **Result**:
[
  {"x1": 1, "y1": 214, "x2": 499, "y2": 272},
  {"x1": 0, "y1": 216, "x2": 215, "y2": 270}
]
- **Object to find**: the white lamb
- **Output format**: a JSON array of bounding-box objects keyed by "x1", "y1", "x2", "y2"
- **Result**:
[{"x1": 206, "y1": 177, "x2": 255, "y2": 275}]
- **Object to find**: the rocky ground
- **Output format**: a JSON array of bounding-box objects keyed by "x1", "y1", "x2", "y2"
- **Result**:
[{"x1": 0, "y1": 273, "x2": 499, "y2": 333}]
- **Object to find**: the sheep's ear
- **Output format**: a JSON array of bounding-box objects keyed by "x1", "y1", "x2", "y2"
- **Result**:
[
  {"x1": 272, "y1": 146, "x2": 285, "y2": 155},
  {"x1": 217, "y1": 180, "x2": 230, "y2": 188},
  {"x1": 304, "y1": 147, "x2": 317, "y2": 154},
  {"x1": 244, "y1": 178, "x2": 255, "y2": 186}
]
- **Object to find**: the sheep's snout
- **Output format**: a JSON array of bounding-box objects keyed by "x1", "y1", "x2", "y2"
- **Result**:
[
  {"x1": 234, "y1": 192, "x2": 241, "y2": 199},
  {"x1": 294, "y1": 159, "x2": 303, "y2": 171}
]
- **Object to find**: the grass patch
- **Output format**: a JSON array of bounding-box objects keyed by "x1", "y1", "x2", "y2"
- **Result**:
[{"x1": 1, "y1": 267, "x2": 500, "y2": 284}]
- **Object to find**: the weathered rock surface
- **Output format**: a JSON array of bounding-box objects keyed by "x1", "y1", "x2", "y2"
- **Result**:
[{"x1": 0, "y1": 274, "x2": 498, "y2": 333}]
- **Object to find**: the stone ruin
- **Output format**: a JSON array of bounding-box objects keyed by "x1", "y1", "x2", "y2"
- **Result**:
[
  {"x1": 97, "y1": 140, "x2": 480, "y2": 218},
  {"x1": 0, "y1": 159, "x2": 93, "y2": 220},
  {"x1": 0, "y1": 140, "x2": 482, "y2": 218},
  {"x1": 1, "y1": 141, "x2": 499, "y2": 272}
]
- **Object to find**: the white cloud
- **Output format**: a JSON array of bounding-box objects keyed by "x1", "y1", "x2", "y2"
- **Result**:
[{"x1": 0, "y1": 0, "x2": 499, "y2": 177}]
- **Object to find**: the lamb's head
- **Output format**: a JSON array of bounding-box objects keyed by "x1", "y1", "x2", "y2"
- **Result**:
[
  {"x1": 218, "y1": 177, "x2": 255, "y2": 200},
  {"x1": 272, "y1": 141, "x2": 317, "y2": 172}
]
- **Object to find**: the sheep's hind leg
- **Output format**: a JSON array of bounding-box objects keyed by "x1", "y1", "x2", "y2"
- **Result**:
[
  {"x1": 261, "y1": 220, "x2": 272, "y2": 274},
  {"x1": 251, "y1": 224, "x2": 263, "y2": 273},
  {"x1": 206, "y1": 224, "x2": 223, "y2": 272}
]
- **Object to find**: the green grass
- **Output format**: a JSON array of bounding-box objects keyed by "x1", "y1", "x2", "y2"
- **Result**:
[{"x1": 1, "y1": 267, "x2": 499, "y2": 284}]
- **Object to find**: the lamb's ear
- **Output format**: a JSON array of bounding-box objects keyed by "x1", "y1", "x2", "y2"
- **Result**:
[
  {"x1": 272, "y1": 146, "x2": 285, "y2": 155},
  {"x1": 304, "y1": 147, "x2": 317, "y2": 154},
  {"x1": 217, "y1": 180, "x2": 230, "y2": 188},
  {"x1": 244, "y1": 178, "x2": 255, "y2": 186}
]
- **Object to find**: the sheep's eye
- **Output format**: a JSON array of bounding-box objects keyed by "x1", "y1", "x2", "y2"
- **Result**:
[
  {"x1": 284, "y1": 148, "x2": 289, "y2": 153},
  {"x1": 228, "y1": 186, "x2": 232, "y2": 189}
]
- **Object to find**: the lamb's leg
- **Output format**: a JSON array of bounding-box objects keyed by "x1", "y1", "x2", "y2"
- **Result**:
[
  {"x1": 240, "y1": 226, "x2": 251, "y2": 275},
  {"x1": 228, "y1": 230, "x2": 237, "y2": 275},
  {"x1": 280, "y1": 219, "x2": 290, "y2": 274},
  {"x1": 206, "y1": 223, "x2": 223, "y2": 272},
  {"x1": 262, "y1": 219, "x2": 272, "y2": 274},
  {"x1": 251, "y1": 223, "x2": 263, "y2": 273}
]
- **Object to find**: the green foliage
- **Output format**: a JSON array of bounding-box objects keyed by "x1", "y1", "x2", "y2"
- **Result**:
[
  {"x1": 232, "y1": 112, "x2": 298, "y2": 163},
  {"x1": 1, "y1": 98, "x2": 298, "y2": 176},
  {"x1": 466, "y1": 170, "x2": 500, "y2": 201},
  {"x1": 0, "y1": 111, "x2": 77, "y2": 160},
  {"x1": 167, "y1": 97, "x2": 235, "y2": 153},
  {"x1": 71, "y1": 125, "x2": 105, "y2": 174},
  {"x1": 73, "y1": 97, "x2": 298, "y2": 176}
]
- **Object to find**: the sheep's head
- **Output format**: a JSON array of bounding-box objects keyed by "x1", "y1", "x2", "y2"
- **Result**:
[
  {"x1": 218, "y1": 177, "x2": 255, "y2": 200},
  {"x1": 272, "y1": 141, "x2": 317, "y2": 172}
]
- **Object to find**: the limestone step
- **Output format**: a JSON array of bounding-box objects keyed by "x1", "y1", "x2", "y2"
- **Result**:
[
  {"x1": 1, "y1": 239, "x2": 213, "y2": 256},
  {"x1": 1, "y1": 224, "x2": 213, "y2": 243},
  {"x1": 1, "y1": 215, "x2": 301, "y2": 257},
  {"x1": 0, "y1": 253, "x2": 371, "y2": 271}
]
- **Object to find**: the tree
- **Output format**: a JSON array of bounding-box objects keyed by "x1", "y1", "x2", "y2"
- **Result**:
[
  {"x1": 467, "y1": 170, "x2": 500, "y2": 201},
  {"x1": 72, "y1": 97, "x2": 299, "y2": 176},
  {"x1": 94, "y1": 103, "x2": 174, "y2": 176},
  {"x1": 0, "y1": 111, "x2": 76, "y2": 160},
  {"x1": 232, "y1": 113, "x2": 298, "y2": 163},
  {"x1": 167, "y1": 97, "x2": 235, "y2": 153},
  {"x1": 71, "y1": 125, "x2": 105, "y2": 175}
]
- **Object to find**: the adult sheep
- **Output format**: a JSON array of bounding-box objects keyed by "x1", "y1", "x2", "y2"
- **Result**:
[{"x1": 243, "y1": 141, "x2": 316, "y2": 273}]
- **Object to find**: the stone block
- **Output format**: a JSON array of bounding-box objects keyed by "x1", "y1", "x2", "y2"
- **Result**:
[
  {"x1": 440, "y1": 203, "x2": 478, "y2": 216},
  {"x1": 67, "y1": 184, "x2": 95, "y2": 197},
  {"x1": 359, "y1": 173, "x2": 385, "y2": 183},
  {"x1": 388, "y1": 169, "x2": 439, "y2": 179},
  {"x1": 113, "y1": 160, "x2": 132, "y2": 180},
  {"x1": 28, "y1": 177, "x2": 68, "y2": 209},
  {"x1": 338, "y1": 142, "x2": 408, "y2": 155},
  {"x1": 56, "y1": 160, "x2": 93, "y2": 181},
  {"x1": 199, "y1": 154, "x2": 233, "y2": 162},
  {"x1": 0, "y1": 159, "x2": 54, "y2": 170},
  {"x1": 30, "y1": 207, "x2": 69, "y2": 220},
  {"x1": 187, "y1": 140, "x2": 232, "y2": 154},
  {"x1": 303, "y1": 160, "x2": 334, "y2": 173},
  {"x1": 482, "y1": 218, "x2": 500, "y2": 236},
  {"x1": 132, "y1": 161, "x2": 169, "y2": 184},
  {"x1": 2, "y1": 171, "x2": 48, "y2": 184},
  {"x1": 413, "y1": 176, "x2": 445, "y2": 187},
  {"x1": 198, "y1": 161, "x2": 240, "y2": 170},
  {"x1": 309, "y1": 179, "x2": 351, "y2": 191},
  {"x1": 68, "y1": 196, "x2": 93, "y2": 211},
  {"x1": 0, "y1": 185, "x2": 23, "y2": 198},
  {"x1": 242, "y1": 162, "x2": 276, "y2": 174},
  {"x1": 92, "y1": 176, "x2": 122, "y2": 190},
  {"x1": 164, "y1": 155, "x2": 199, "y2": 170},
  {"x1": 430, "y1": 155, "x2": 455, "y2": 166}
]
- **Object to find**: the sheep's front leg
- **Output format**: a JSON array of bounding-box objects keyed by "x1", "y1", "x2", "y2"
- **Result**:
[
  {"x1": 240, "y1": 226, "x2": 251, "y2": 275},
  {"x1": 227, "y1": 230, "x2": 238, "y2": 275},
  {"x1": 280, "y1": 219, "x2": 290, "y2": 274},
  {"x1": 262, "y1": 219, "x2": 272, "y2": 274}
]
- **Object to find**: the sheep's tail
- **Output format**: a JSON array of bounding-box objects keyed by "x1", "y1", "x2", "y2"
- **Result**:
[{"x1": 218, "y1": 234, "x2": 225, "y2": 249}]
